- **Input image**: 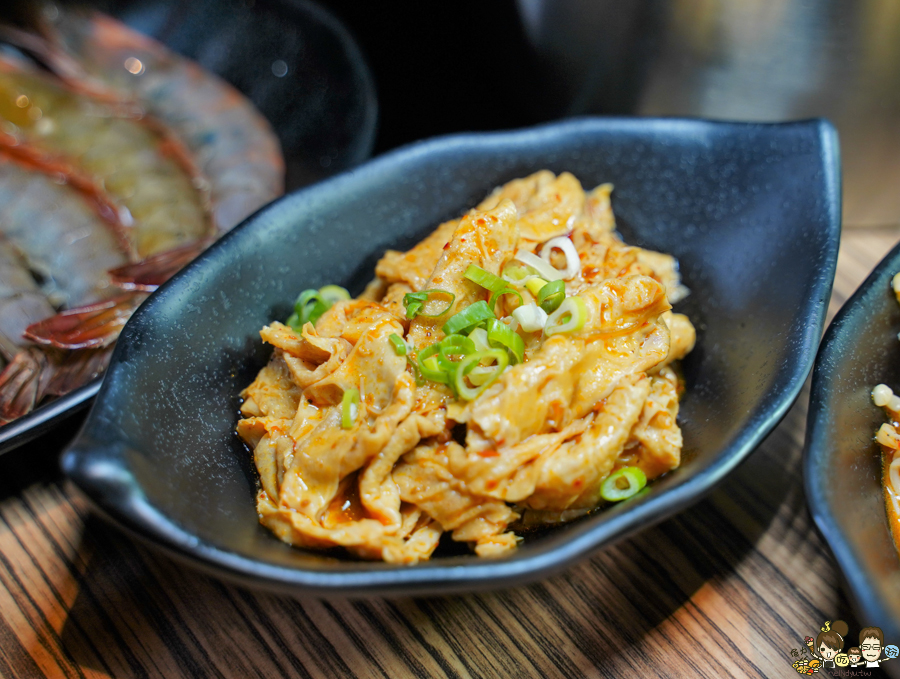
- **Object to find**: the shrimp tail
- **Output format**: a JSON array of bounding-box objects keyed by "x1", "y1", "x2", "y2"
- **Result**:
[
  {"x1": 0, "y1": 348, "x2": 48, "y2": 422},
  {"x1": 0, "y1": 345, "x2": 113, "y2": 421},
  {"x1": 23, "y1": 293, "x2": 144, "y2": 350},
  {"x1": 108, "y1": 240, "x2": 210, "y2": 291},
  {"x1": 43, "y1": 346, "x2": 113, "y2": 397}
]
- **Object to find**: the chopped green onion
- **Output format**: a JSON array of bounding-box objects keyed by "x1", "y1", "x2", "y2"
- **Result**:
[
  {"x1": 439, "y1": 334, "x2": 476, "y2": 353},
  {"x1": 488, "y1": 286, "x2": 524, "y2": 313},
  {"x1": 442, "y1": 300, "x2": 495, "y2": 335},
  {"x1": 295, "y1": 290, "x2": 327, "y2": 327},
  {"x1": 341, "y1": 388, "x2": 360, "y2": 429},
  {"x1": 512, "y1": 303, "x2": 548, "y2": 333},
  {"x1": 389, "y1": 333, "x2": 425, "y2": 384},
  {"x1": 599, "y1": 467, "x2": 647, "y2": 502},
  {"x1": 454, "y1": 349, "x2": 509, "y2": 400},
  {"x1": 412, "y1": 367, "x2": 426, "y2": 387},
  {"x1": 544, "y1": 296, "x2": 588, "y2": 336},
  {"x1": 287, "y1": 286, "x2": 346, "y2": 331},
  {"x1": 389, "y1": 333, "x2": 407, "y2": 356},
  {"x1": 420, "y1": 290, "x2": 455, "y2": 317},
  {"x1": 416, "y1": 345, "x2": 450, "y2": 384},
  {"x1": 296, "y1": 289, "x2": 322, "y2": 308},
  {"x1": 468, "y1": 327, "x2": 490, "y2": 353},
  {"x1": 404, "y1": 289, "x2": 455, "y2": 320},
  {"x1": 537, "y1": 280, "x2": 566, "y2": 314},
  {"x1": 420, "y1": 356, "x2": 449, "y2": 383},
  {"x1": 502, "y1": 261, "x2": 538, "y2": 283},
  {"x1": 525, "y1": 277, "x2": 548, "y2": 296},
  {"x1": 464, "y1": 264, "x2": 507, "y2": 293},
  {"x1": 406, "y1": 355, "x2": 425, "y2": 386},
  {"x1": 403, "y1": 291, "x2": 428, "y2": 319},
  {"x1": 486, "y1": 318, "x2": 524, "y2": 364},
  {"x1": 467, "y1": 365, "x2": 499, "y2": 386},
  {"x1": 437, "y1": 334, "x2": 476, "y2": 372},
  {"x1": 319, "y1": 285, "x2": 351, "y2": 305}
]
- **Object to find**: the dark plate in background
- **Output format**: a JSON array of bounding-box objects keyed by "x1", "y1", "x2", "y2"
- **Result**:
[
  {"x1": 63, "y1": 117, "x2": 840, "y2": 596},
  {"x1": 0, "y1": 0, "x2": 377, "y2": 455},
  {"x1": 805, "y1": 242, "x2": 900, "y2": 644},
  {"x1": 98, "y1": 0, "x2": 378, "y2": 188}
]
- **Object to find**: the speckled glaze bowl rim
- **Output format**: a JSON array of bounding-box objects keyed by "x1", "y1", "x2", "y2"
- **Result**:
[
  {"x1": 804, "y1": 239, "x2": 900, "y2": 638},
  {"x1": 63, "y1": 116, "x2": 842, "y2": 596}
]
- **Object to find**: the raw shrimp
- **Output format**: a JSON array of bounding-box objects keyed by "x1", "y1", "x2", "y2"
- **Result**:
[
  {"x1": 5, "y1": 4, "x2": 284, "y2": 233},
  {"x1": 55, "y1": 11, "x2": 284, "y2": 231},
  {"x1": 0, "y1": 55, "x2": 213, "y2": 258},
  {"x1": 0, "y1": 236, "x2": 55, "y2": 421},
  {"x1": 0, "y1": 156, "x2": 132, "y2": 420},
  {"x1": 1, "y1": 5, "x2": 284, "y2": 246},
  {"x1": 0, "y1": 235, "x2": 54, "y2": 360},
  {"x1": 0, "y1": 6, "x2": 285, "y2": 424},
  {"x1": 0, "y1": 157, "x2": 130, "y2": 308}
]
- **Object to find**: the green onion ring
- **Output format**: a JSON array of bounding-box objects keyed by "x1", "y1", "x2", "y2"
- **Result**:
[
  {"x1": 319, "y1": 285, "x2": 351, "y2": 305},
  {"x1": 407, "y1": 356, "x2": 425, "y2": 386},
  {"x1": 488, "y1": 286, "x2": 525, "y2": 313},
  {"x1": 599, "y1": 467, "x2": 647, "y2": 502},
  {"x1": 288, "y1": 289, "x2": 329, "y2": 330},
  {"x1": 295, "y1": 288, "x2": 322, "y2": 310},
  {"x1": 468, "y1": 327, "x2": 490, "y2": 353},
  {"x1": 486, "y1": 318, "x2": 525, "y2": 364},
  {"x1": 402, "y1": 291, "x2": 428, "y2": 319},
  {"x1": 537, "y1": 280, "x2": 566, "y2": 314},
  {"x1": 454, "y1": 349, "x2": 509, "y2": 400},
  {"x1": 466, "y1": 365, "x2": 498, "y2": 386},
  {"x1": 416, "y1": 345, "x2": 450, "y2": 384},
  {"x1": 442, "y1": 300, "x2": 495, "y2": 335},
  {"x1": 437, "y1": 334, "x2": 476, "y2": 371},
  {"x1": 501, "y1": 261, "x2": 538, "y2": 283},
  {"x1": 464, "y1": 264, "x2": 507, "y2": 293},
  {"x1": 515, "y1": 250, "x2": 564, "y2": 282},
  {"x1": 404, "y1": 289, "x2": 455, "y2": 320},
  {"x1": 388, "y1": 333, "x2": 407, "y2": 356},
  {"x1": 544, "y1": 296, "x2": 588, "y2": 336},
  {"x1": 525, "y1": 277, "x2": 548, "y2": 296}
]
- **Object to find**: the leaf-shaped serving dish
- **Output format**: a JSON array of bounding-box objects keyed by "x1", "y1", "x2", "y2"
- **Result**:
[{"x1": 64, "y1": 117, "x2": 840, "y2": 596}]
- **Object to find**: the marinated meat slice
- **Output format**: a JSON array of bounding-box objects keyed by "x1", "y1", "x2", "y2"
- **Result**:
[
  {"x1": 375, "y1": 219, "x2": 459, "y2": 291},
  {"x1": 407, "y1": 199, "x2": 519, "y2": 347},
  {"x1": 478, "y1": 171, "x2": 584, "y2": 243}
]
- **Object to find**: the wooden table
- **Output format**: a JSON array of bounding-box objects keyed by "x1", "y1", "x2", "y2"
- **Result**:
[{"x1": 0, "y1": 226, "x2": 894, "y2": 679}]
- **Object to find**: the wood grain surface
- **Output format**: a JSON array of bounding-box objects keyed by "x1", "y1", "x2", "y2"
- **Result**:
[{"x1": 0, "y1": 227, "x2": 894, "y2": 679}]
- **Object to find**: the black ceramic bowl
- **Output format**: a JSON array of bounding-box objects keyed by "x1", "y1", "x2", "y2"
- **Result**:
[
  {"x1": 0, "y1": 0, "x2": 376, "y2": 455},
  {"x1": 63, "y1": 117, "x2": 841, "y2": 596},
  {"x1": 805, "y1": 242, "x2": 900, "y2": 644}
]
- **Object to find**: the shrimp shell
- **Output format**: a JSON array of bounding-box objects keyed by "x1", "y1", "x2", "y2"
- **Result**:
[
  {"x1": 0, "y1": 156, "x2": 129, "y2": 308},
  {"x1": 0, "y1": 55, "x2": 213, "y2": 258},
  {"x1": 51, "y1": 10, "x2": 284, "y2": 231},
  {"x1": 0, "y1": 6, "x2": 285, "y2": 423},
  {"x1": 0, "y1": 236, "x2": 54, "y2": 359}
]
